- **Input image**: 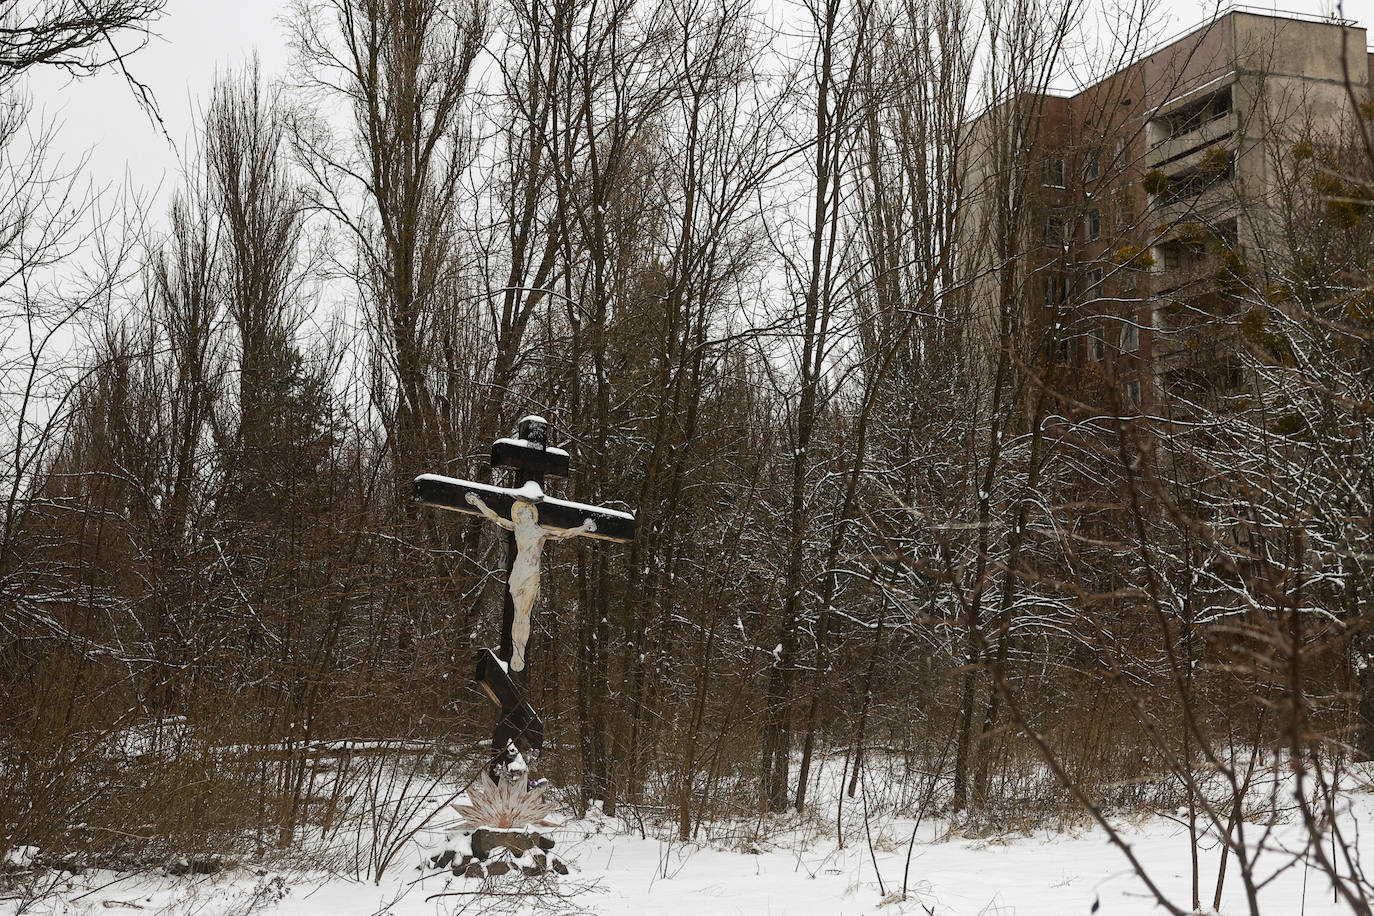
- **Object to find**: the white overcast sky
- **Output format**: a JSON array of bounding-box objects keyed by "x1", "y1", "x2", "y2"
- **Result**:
[
  {"x1": 24, "y1": 0, "x2": 1374, "y2": 210},
  {"x1": 27, "y1": 0, "x2": 293, "y2": 207}
]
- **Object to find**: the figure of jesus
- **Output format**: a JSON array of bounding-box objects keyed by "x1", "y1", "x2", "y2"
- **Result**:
[{"x1": 466, "y1": 491, "x2": 596, "y2": 672}]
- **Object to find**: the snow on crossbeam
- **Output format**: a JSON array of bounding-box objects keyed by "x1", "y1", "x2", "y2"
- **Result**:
[{"x1": 413, "y1": 473, "x2": 636, "y2": 543}]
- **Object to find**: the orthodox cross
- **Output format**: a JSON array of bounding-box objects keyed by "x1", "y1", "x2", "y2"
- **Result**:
[{"x1": 413, "y1": 415, "x2": 635, "y2": 781}]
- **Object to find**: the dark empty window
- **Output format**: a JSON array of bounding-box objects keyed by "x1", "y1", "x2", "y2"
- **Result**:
[
  {"x1": 1083, "y1": 151, "x2": 1099, "y2": 182},
  {"x1": 1157, "y1": 86, "x2": 1234, "y2": 139},
  {"x1": 1116, "y1": 197, "x2": 1135, "y2": 231},
  {"x1": 1085, "y1": 267, "x2": 1103, "y2": 300},
  {"x1": 1044, "y1": 216, "x2": 1064, "y2": 246},
  {"x1": 1121, "y1": 322, "x2": 1139, "y2": 352},
  {"x1": 1162, "y1": 152, "x2": 1233, "y2": 203},
  {"x1": 1086, "y1": 209, "x2": 1101, "y2": 240},
  {"x1": 1124, "y1": 379, "x2": 1142, "y2": 408},
  {"x1": 1044, "y1": 273, "x2": 1067, "y2": 307}
]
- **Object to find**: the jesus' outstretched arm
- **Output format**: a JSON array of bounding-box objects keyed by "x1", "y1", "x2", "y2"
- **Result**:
[
  {"x1": 548, "y1": 518, "x2": 597, "y2": 541},
  {"x1": 465, "y1": 493, "x2": 516, "y2": 530}
]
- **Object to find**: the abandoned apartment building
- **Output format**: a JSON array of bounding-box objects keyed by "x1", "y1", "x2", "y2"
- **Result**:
[{"x1": 959, "y1": 7, "x2": 1374, "y2": 418}]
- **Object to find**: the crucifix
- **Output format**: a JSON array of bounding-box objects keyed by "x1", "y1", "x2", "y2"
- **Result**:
[{"x1": 414, "y1": 415, "x2": 635, "y2": 782}]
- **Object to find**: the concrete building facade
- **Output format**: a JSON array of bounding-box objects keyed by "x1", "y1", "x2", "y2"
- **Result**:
[{"x1": 959, "y1": 8, "x2": 1373, "y2": 417}]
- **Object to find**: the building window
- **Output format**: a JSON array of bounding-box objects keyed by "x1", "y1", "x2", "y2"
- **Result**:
[
  {"x1": 1121, "y1": 321, "x2": 1139, "y2": 352},
  {"x1": 1043, "y1": 215, "x2": 1064, "y2": 246},
  {"x1": 1043, "y1": 158, "x2": 1065, "y2": 188},
  {"x1": 1124, "y1": 269, "x2": 1137, "y2": 292},
  {"x1": 1085, "y1": 267, "x2": 1103, "y2": 300},
  {"x1": 1043, "y1": 273, "x2": 1067, "y2": 307},
  {"x1": 1091, "y1": 327, "x2": 1106, "y2": 362},
  {"x1": 1083, "y1": 151, "x2": 1099, "y2": 182},
  {"x1": 1116, "y1": 197, "x2": 1134, "y2": 232},
  {"x1": 1086, "y1": 209, "x2": 1101, "y2": 240},
  {"x1": 1124, "y1": 379, "x2": 1142, "y2": 408}
]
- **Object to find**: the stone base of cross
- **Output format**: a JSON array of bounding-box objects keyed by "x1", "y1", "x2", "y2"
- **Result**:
[{"x1": 414, "y1": 416, "x2": 635, "y2": 786}]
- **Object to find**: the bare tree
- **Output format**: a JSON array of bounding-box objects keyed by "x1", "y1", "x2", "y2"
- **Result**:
[{"x1": 291, "y1": 0, "x2": 485, "y2": 497}]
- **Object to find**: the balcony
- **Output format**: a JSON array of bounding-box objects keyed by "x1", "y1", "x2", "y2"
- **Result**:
[
  {"x1": 1150, "y1": 181, "x2": 1235, "y2": 230},
  {"x1": 1151, "y1": 256, "x2": 1216, "y2": 295},
  {"x1": 1145, "y1": 111, "x2": 1238, "y2": 171}
]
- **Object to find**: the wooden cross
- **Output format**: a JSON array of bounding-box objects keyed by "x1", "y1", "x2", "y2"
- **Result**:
[{"x1": 413, "y1": 415, "x2": 635, "y2": 780}]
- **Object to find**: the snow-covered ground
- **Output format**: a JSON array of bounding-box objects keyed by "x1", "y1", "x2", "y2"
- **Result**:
[
  {"x1": 8, "y1": 762, "x2": 1373, "y2": 916},
  {"x1": 7, "y1": 812, "x2": 1364, "y2": 916}
]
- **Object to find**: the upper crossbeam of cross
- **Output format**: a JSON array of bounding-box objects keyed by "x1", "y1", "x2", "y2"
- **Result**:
[
  {"x1": 413, "y1": 475, "x2": 635, "y2": 543},
  {"x1": 415, "y1": 414, "x2": 634, "y2": 543}
]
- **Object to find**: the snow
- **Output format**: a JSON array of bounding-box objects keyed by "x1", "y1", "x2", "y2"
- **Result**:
[
  {"x1": 512, "y1": 480, "x2": 546, "y2": 502},
  {"x1": 215, "y1": 738, "x2": 449, "y2": 757},
  {"x1": 415, "y1": 473, "x2": 515, "y2": 502},
  {"x1": 9, "y1": 762, "x2": 1374, "y2": 916},
  {"x1": 418, "y1": 473, "x2": 635, "y2": 522},
  {"x1": 102, "y1": 717, "x2": 189, "y2": 760},
  {"x1": 494, "y1": 436, "x2": 571, "y2": 459},
  {"x1": 3, "y1": 846, "x2": 37, "y2": 869},
  {"x1": 544, "y1": 493, "x2": 634, "y2": 521},
  {"x1": 9, "y1": 810, "x2": 1367, "y2": 916}
]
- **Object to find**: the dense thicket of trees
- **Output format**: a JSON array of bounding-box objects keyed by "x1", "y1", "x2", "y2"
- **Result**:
[{"x1": 4, "y1": 0, "x2": 1374, "y2": 911}]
